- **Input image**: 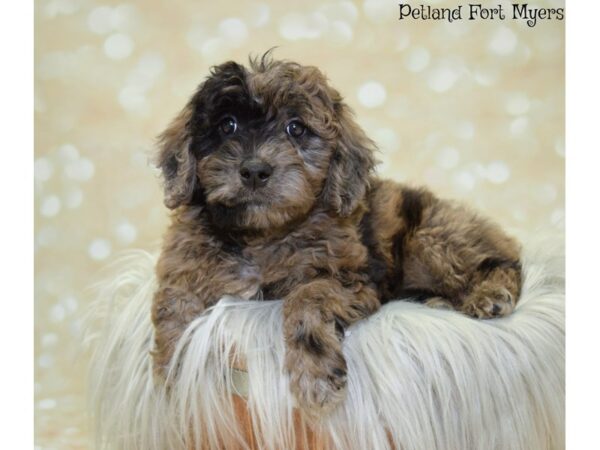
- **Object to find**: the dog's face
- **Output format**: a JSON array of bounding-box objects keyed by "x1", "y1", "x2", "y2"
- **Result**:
[{"x1": 156, "y1": 56, "x2": 376, "y2": 230}]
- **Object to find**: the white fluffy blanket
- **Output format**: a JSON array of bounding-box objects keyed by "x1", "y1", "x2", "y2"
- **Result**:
[{"x1": 88, "y1": 239, "x2": 564, "y2": 450}]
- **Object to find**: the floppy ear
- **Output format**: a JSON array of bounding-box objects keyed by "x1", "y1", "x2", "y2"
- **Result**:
[
  {"x1": 155, "y1": 102, "x2": 197, "y2": 209},
  {"x1": 322, "y1": 103, "x2": 377, "y2": 216},
  {"x1": 156, "y1": 61, "x2": 249, "y2": 209}
]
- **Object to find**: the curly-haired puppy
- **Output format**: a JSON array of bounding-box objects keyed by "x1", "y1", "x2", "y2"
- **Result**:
[{"x1": 151, "y1": 54, "x2": 522, "y2": 416}]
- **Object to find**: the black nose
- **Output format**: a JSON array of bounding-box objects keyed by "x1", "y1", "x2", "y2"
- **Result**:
[{"x1": 239, "y1": 160, "x2": 273, "y2": 189}]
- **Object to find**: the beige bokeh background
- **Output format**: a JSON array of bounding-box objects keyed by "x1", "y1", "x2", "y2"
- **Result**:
[{"x1": 34, "y1": 0, "x2": 564, "y2": 447}]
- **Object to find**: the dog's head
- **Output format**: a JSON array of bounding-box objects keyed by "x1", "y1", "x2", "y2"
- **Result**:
[{"x1": 156, "y1": 53, "x2": 376, "y2": 230}]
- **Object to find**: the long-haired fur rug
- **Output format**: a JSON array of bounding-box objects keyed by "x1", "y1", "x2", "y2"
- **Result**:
[{"x1": 87, "y1": 238, "x2": 564, "y2": 450}]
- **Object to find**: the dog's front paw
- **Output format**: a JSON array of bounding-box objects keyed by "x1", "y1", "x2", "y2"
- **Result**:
[
  {"x1": 462, "y1": 282, "x2": 515, "y2": 319},
  {"x1": 286, "y1": 347, "x2": 348, "y2": 417}
]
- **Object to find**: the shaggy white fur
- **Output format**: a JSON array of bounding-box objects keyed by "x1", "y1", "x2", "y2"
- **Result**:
[{"x1": 88, "y1": 239, "x2": 564, "y2": 450}]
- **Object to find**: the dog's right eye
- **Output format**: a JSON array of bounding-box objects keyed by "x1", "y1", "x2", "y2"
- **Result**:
[
  {"x1": 219, "y1": 117, "x2": 237, "y2": 135},
  {"x1": 286, "y1": 120, "x2": 306, "y2": 138}
]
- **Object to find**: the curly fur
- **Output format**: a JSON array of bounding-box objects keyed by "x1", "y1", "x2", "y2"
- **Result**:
[{"x1": 151, "y1": 53, "x2": 523, "y2": 415}]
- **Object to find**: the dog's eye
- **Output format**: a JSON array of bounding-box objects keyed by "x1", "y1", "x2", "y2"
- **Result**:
[
  {"x1": 219, "y1": 117, "x2": 237, "y2": 135},
  {"x1": 286, "y1": 120, "x2": 306, "y2": 138}
]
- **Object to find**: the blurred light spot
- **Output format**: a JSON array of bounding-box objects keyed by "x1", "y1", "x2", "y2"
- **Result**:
[
  {"x1": 473, "y1": 67, "x2": 498, "y2": 86},
  {"x1": 87, "y1": 6, "x2": 113, "y2": 34},
  {"x1": 486, "y1": 161, "x2": 511, "y2": 184},
  {"x1": 454, "y1": 170, "x2": 476, "y2": 190},
  {"x1": 201, "y1": 37, "x2": 228, "y2": 60},
  {"x1": 36, "y1": 226, "x2": 58, "y2": 247},
  {"x1": 427, "y1": 65, "x2": 459, "y2": 92},
  {"x1": 424, "y1": 131, "x2": 442, "y2": 149},
  {"x1": 363, "y1": 0, "x2": 392, "y2": 23},
  {"x1": 103, "y1": 33, "x2": 134, "y2": 60},
  {"x1": 375, "y1": 151, "x2": 391, "y2": 174},
  {"x1": 515, "y1": 44, "x2": 532, "y2": 64},
  {"x1": 386, "y1": 96, "x2": 410, "y2": 119},
  {"x1": 123, "y1": 52, "x2": 165, "y2": 96},
  {"x1": 505, "y1": 93, "x2": 530, "y2": 115},
  {"x1": 186, "y1": 25, "x2": 208, "y2": 52},
  {"x1": 405, "y1": 47, "x2": 430, "y2": 73},
  {"x1": 510, "y1": 117, "x2": 529, "y2": 135},
  {"x1": 488, "y1": 26, "x2": 518, "y2": 55},
  {"x1": 64, "y1": 187, "x2": 83, "y2": 209},
  {"x1": 44, "y1": 0, "x2": 79, "y2": 17},
  {"x1": 62, "y1": 296, "x2": 79, "y2": 313},
  {"x1": 395, "y1": 30, "x2": 411, "y2": 51},
  {"x1": 357, "y1": 81, "x2": 387, "y2": 108},
  {"x1": 65, "y1": 158, "x2": 95, "y2": 181},
  {"x1": 551, "y1": 208, "x2": 565, "y2": 226},
  {"x1": 57, "y1": 144, "x2": 79, "y2": 161},
  {"x1": 35, "y1": 158, "x2": 54, "y2": 182},
  {"x1": 89, "y1": 238, "x2": 112, "y2": 261},
  {"x1": 70, "y1": 318, "x2": 84, "y2": 337},
  {"x1": 115, "y1": 221, "x2": 138, "y2": 244},
  {"x1": 39, "y1": 398, "x2": 57, "y2": 410},
  {"x1": 320, "y1": 1, "x2": 358, "y2": 23},
  {"x1": 279, "y1": 13, "x2": 327, "y2": 40},
  {"x1": 512, "y1": 208, "x2": 527, "y2": 222},
  {"x1": 328, "y1": 20, "x2": 353, "y2": 45},
  {"x1": 38, "y1": 354, "x2": 54, "y2": 368},
  {"x1": 245, "y1": 3, "x2": 271, "y2": 28},
  {"x1": 455, "y1": 120, "x2": 475, "y2": 140},
  {"x1": 118, "y1": 184, "x2": 152, "y2": 209},
  {"x1": 118, "y1": 86, "x2": 148, "y2": 112},
  {"x1": 441, "y1": 18, "x2": 470, "y2": 37},
  {"x1": 111, "y1": 4, "x2": 137, "y2": 31},
  {"x1": 137, "y1": 53, "x2": 165, "y2": 78},
  {"x1": 218, "y1": 18, "x2": 248, "y2": 47},
  {"x1": 436, "y1": 146, "x2": 460, "y2": 169},
  {"x1": 533, "y1": 184, "x2": 557, "y2": 204},
  {"x1": 50, "y1": 304, "x2": 66, "y2": 322},
  {"x1": 41, "y1": 333, "x2": 58, "y2": 347},
  {"x1": 130, "y1": 151, "x2": 149, "y2": 168},
  {"x1": 40, "y1": 195, "x2": 61, "y2": 217},
  {"x1": 38, "y1": 49, "x2": 88, "y2": 80},
  {"x1": 471, "y1": 162, "x2": 488, "y2": 178},
  {"x1": 423, "y1": 167, "x2": 445, "y2": 187},
  {"x1": 373, "y1": 128, "x2": 399, "y2": 152}
]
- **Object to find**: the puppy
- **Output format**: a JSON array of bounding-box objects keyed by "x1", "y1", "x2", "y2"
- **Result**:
[{"x1": 151, "y1": 54, "x2": 522, "y2": 416}]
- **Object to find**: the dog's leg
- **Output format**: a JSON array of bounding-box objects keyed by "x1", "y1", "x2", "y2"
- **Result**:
[
  {"x1": 460, "y1": 259, "x2": 522, "y2": 318},
  {"x1": 151, "y1": 286, "x2": 207, "y2": 379},
  {"x1": 387, "y1": 186, "x2": 522, "y2": 319},
  {"x1": 152, "y1": 257, "x2": 259, "y2": 378},
  {"x1": 403, "y1": 224, "x2": 522, "y2": 319},
  {"x1": 403, "y1": 224, "x2": 521, "y2": 319},
  {"x1": 283, "y1": 279, "x2": 378, "y2": 416}
]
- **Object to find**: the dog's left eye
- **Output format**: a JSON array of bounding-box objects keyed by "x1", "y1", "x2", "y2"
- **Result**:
[
  {"x1": 219, "y1": 117, "x2": 237, "y2": 135},
  {"x1": 286, "y1": 120, "x2": 306, "y2": 138}
]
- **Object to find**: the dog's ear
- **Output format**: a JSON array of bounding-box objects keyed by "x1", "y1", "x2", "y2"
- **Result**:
[
  {"x1": 156, "y1": 61, "x2": 248, "y2": 209},
  {"x1": 156, "y1": 102, "x2": 197, "y2": 209},
  {"x1": 322, "y1": 103, "x2": 377, "y2": 217}
]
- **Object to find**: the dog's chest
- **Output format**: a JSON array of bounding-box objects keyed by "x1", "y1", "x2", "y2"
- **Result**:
[
  {"x1": 232, "y1": 263, "x2": 262, "y2": 300},
  {"x1": 231, "y1": 241, "x2": 298, "y2": 300}
]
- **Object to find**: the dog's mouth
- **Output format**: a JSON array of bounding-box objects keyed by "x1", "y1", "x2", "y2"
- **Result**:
[
  {"x1": 235, "y1": 186, "x2": 275, "y2": 205},
  {"x1": 209, "y1": 194, "x2": 272, "y2": 217}
]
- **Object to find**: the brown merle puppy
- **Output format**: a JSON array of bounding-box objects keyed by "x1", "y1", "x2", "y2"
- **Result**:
[{"x1": 151, "y1": 54, "x2": 522, "y2": 416}]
